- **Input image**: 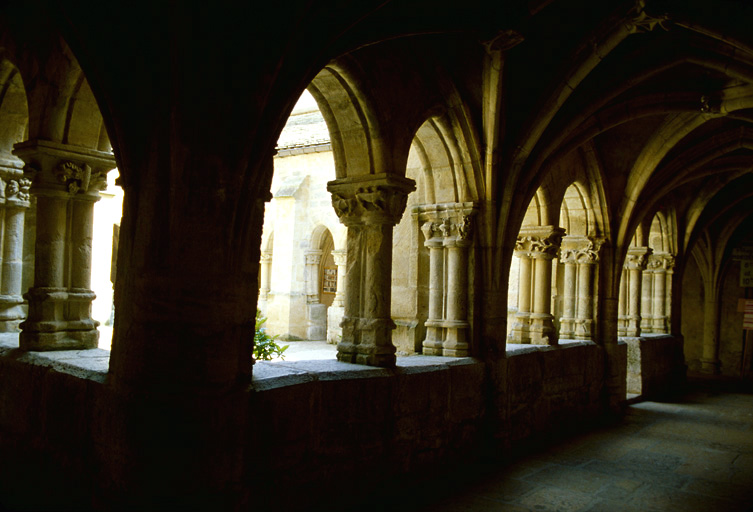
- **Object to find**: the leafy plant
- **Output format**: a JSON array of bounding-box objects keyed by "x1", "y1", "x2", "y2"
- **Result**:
[{"x1": 254, "y1": 310, "x2": 289, "y2": 361}]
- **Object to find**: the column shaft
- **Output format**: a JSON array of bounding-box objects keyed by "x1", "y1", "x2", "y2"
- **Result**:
[
  {"x1": 443, "y1": 241, "x2": 469, "y2": 356},
  {"x1": 640, "y1": 269, "x2": 653, "y2": 333},
  {"x1": 652, "y1": 268, "x2": 666, "y2": 333},
  {"x1": 618, "y1": 267, "x2": 627, "y2": 336},
  {"x1": 560, "y1": 258, "x2": 576, "y2": 339},
  {"x1": 575, "y1": 262, "x2": 594, "y2": 339},
  {"x1": 422, "y1": 236, "x2": 444, "y2": 355},
  {"x1": 511, "y1": 252, "x2": 533, "y2": 343},
  {"x1": 627, "y1": 267, "x2": 642, "y2": 336}
]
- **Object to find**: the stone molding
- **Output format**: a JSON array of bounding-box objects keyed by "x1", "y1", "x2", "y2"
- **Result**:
[
  {"x1": 13, "y1": 139, "x2": 116, "y2": 198},
  {"x1": 304, "y1": 251, "x2": 323, "y2": 265}
]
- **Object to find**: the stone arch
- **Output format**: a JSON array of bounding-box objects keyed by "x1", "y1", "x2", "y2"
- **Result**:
[
  {"x1": 307, "y1": 63, "x2": 381, "y2": 179},
  {"x1": 0, "y1": 58, "x2": 28, "y2": 158},
  {"x1": 559, "y1": 181, "x2": 592, "y2": 237}
]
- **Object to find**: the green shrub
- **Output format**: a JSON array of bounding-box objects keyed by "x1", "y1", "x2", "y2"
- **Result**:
[{"x1": 254, "y1": 310, "x2": 289, "y2": 361}]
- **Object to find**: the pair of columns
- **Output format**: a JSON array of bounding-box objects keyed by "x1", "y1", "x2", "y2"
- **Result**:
[
  {"x1": 558, "y1": 237, "x2": 603, "y2": 340},
  {"x1": 327, "y1": 174, "x2": 415, "y2": 367},
  {"x1": 419, "y1": 203, "x2": 476, "y2": 357},
  {"x1": 618, "y1": 247, "x2": 673, "y2": 337},
  {"x1": 0, "y1": 161, "x2": 31, "y2": 332},
  {"x1": 511, "y1": 226, "x2": 565, "y2": 345},
  {"x1": 13, "y1": 140, "x2": 115, "y2": 350}
]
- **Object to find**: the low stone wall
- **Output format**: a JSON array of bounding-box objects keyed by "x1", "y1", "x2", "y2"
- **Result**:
[
  {"x1": 625, "y1": 334, "x2": 685, "y2": 397},
  {"x1": 0, "y1": 337, "x2": 625, "y2": 510}
]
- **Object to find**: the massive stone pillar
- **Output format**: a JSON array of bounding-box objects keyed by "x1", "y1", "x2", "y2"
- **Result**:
[
  {"x1": 625, "y1": 246, "x2": 651, "y2": 337},
  {"x1": 421, "y1": 220, "x2": 444, "y2": 355},
  {"x1": 517, "y1": 226, "x2": 564, "y2": 345},
  {"x1": 328, "y1": 174, "x2": 415, "y2": 367},
  {"x1": 0, "y1": 162, "x2": 31, "y2": 332},
  {"x1": 701, "y1": 289, "x2": 720, "y2": 374},
  {"x1": 13, "y1": 140, "x2": 114, "y2": 350}
]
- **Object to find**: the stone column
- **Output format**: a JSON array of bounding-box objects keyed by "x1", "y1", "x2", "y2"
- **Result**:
[
  {"x1": 524, "y1": 226, "x2": 564, "y2": 345},
  {"x1": 618, "y1": 267, "x2": 628, "y2": 337},
  {"x1": 328, "y1": 173, "x2": 415, "y2": 367},
  {"x1": 421, "y1": 220, "x2": 444, "y2": 355},
  {"x1": 304, "y1": 250, "x2": 323, "y2": 304},
  {"x1": 625, "y1": 246, "x2": 650, "y2": 337},
  {"x1": 664, "y1": 256, "x2": 675, "y2": 332},
  {"x1": 258, "y1": 251, "x2": 272, "y2": 304},
  {"x1": 326, "y1": 249, "x2": 347, "y2": 344},
  {"x1": 0, "y1": 163, "x2": 31, "y2": 332},
  {"x1": 650, "y1": 253, "x2": 667, "y2": 334},
  {"x1": 559, "y1": 249, "x2": 577, "y2": 340},
  {"x1": 331, "y1": 249, "x2": 347, "y2": 308},
  {"x1": 304, "y1": 250, "x2": 326, "y2": 340},
  {"x1": 701, "y1": 290, "x2": 720, "y2": 374},
  {"x1": 13, "y1": 140, "x2": 114, "y2": 350},
  {"x1": 574, "y1": 239, "x2": 601, "y2": 340},
  {"x1": 442, "y1": 212, "x2": 474, "y2": 357},
  {"x1": 510, "y1": 246, "x2": 533, "y2": 343},
  {"x1": 640, "y1": 263, "x2": 654, "y2": 333}
]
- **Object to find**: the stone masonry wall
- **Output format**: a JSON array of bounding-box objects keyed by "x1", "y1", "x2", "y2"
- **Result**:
[{"x1": 0, "y1": 338, "x2": 626, "y2": 510}]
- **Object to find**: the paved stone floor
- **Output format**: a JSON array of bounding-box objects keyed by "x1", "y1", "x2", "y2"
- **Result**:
[{"x1": 343, "y1": 379, "x2": 753, "y2": 512}]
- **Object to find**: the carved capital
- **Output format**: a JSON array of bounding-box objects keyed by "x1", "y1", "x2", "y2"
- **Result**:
[
  {"x1": 517, "y1": 227, "x2": 564, "y2": 259},
  {"x1": 305, "y1": 251, "x2": 323, "y2": 265},
  {"x1": 625, "y1": 246, "x2": 651, "y2": 270},
  {"x1": 6, "y1": 178, "x2": 31, "y2": 204},
  {"x1": 332, "y1": 249, "x2": 347, "y2": 267},
  {"x1": 260, "y1": 252, "x2": 273, "y2": 264},
  {"x1": 328, "y1": 174, "x2": 415, "y2": 226},
  {"x1": 575, "y1": 238, "x2": 604, "y2": 264},
  {"x1": 560, "y1": 249, "x2": 578, "y2": 264}
]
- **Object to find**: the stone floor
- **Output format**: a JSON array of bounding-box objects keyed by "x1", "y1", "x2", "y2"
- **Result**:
[{"x1": 337, "y1": 379, "x2": 753, "y2": 512}]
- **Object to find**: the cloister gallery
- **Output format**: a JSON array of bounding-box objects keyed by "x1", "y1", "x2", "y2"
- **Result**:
[{"x1": 0, "y1": 0, "x2": 752, "y2": 510}]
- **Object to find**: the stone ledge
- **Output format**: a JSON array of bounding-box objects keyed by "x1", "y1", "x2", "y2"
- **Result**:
[
  {"x1": 0, "y1": 335, "x2": 109, "y2": 383},
  {"x1": 506, "y1": 339, "x2": 597, "y2": 357},
  {"x1": 254, "y1": 355, "x2": 480, "y2": 389}
]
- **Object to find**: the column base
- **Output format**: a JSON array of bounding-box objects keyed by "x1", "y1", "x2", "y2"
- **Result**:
[
  {"x1": 336, "y1": 316, "x2": 358, "y2": 362},
  {"x1": 529, "y1": 313, "x2": 557, "y2": 345},
  {"x1": 651, "y1": 316, "x2": 667, "y2": 334},
  {"x1": 442, "y1": 320, "x2": 469, "y2": 357},
  {"x1": 700, "y1": 358, "x2": 720, "y2": 374},
  {"x1": 355, "y1": 317, "x2": 396, "y2": 367},
  {"x1": 574, "y1": 319, "x2": 593, "y2": 340},
  {"x1": 617, "y1": 315, "x2": 628, "y2": 337},
  {"x1": 559, "y1": 317, "x2": 575, "y2": 340},
  {"x1": 626, "y1": 316, "x2": 641, "y2": 337},
  {"x1": 422, "y1": 322, "x2": 444, "y2": 355},
  {"x1": 20, "y1": 328, "x2": 99, "y2": 351},
  {"x1": 0, "y1": 294, "x2": 25, "y2": 332},
  {"x1": 509, "y1": 313, "x2": 531, "y2": 343}
]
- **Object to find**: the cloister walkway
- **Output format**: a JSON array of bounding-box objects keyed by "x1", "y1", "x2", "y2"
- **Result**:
[{"x1": 337, "y1": 379, "x2": 753, "y2": 512}]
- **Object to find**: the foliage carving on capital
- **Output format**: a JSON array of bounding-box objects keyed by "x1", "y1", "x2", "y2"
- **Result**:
[
  {"x1": 647, "y1": 255, "x2": 665, "y2": 271},
  {"x1": 664, "y1": 255, "x2": 676, "y2": 271},
  {"x1": 421, "y1": 221, "x2": 439, "y2": 241},
  {"x1": 55, "y1": 161, "x2": 92, "y2": 194},
  {"x1": 560, "y1": 249, "x2": 578, "y2": 264},
  {"x1": 331, "y1": 185, "x2": 410, "y2": 224},
  {"x1": 6, "y1": 178, "x2": 31, "y2": 202},
  {"x1": 575, "y1": 239, "x2": 603, "y2": 264},
  {"x1": 260, "y1": 252, "x2": 273, "y2": 263},
  {"x1": 456, "y1": 215, "x2": 473, "y2": 241},
  {"x1": 625, "y1": 253, "x2": 647, "y2": 270}
]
